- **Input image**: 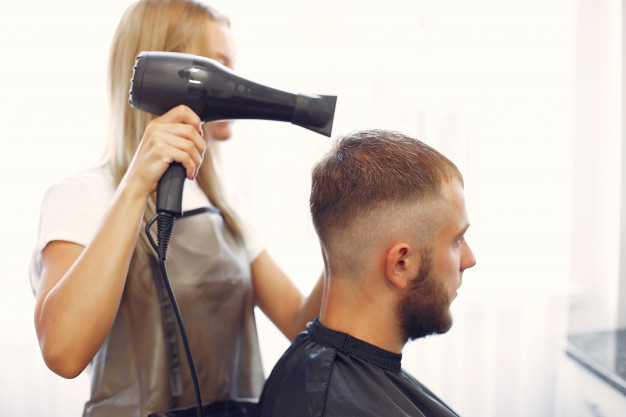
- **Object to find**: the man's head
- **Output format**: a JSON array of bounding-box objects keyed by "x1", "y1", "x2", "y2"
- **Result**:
[{"x1": 310, "y1": 129, "x2": 475, "y2": 343}]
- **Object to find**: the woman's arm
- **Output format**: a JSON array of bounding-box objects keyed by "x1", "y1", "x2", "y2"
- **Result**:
[
  {"x1": 34, "y1": 106, "x2": 205, "y2": 378},
  {"x1": 36, "y1": 182, "x2": 148, "y2": 378},
  {"x1": 251, "y1": 250, "x2": 324, "y2": 341}
]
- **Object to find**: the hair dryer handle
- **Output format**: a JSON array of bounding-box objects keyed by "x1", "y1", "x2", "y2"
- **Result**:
[{"x1": 156, "y1": 163, "x2": 186, "y2": 217}]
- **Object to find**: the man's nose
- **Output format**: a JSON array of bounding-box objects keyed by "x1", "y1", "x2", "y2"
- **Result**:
[{"x1": 461, "y1": 242, "x2": 476, "y2": 271}]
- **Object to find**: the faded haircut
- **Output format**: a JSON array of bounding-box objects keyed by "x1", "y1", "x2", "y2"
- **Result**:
[{"x1": 310, "y1": 129, "x2": 462, "y2": 247}]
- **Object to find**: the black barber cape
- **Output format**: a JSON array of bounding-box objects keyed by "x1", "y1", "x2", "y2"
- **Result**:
[{"x1": 258, "y1": 318, "x2": 460, "y2": 417}]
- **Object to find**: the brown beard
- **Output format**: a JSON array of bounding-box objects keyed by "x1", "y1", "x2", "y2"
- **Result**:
[{"x1": 397, "y1": 248, "x2": 453, "y2": 341}]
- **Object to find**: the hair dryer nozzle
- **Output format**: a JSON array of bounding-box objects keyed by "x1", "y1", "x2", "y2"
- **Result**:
[{"x1": 292, "y1": 94, "x2": 337, "y2": 137}]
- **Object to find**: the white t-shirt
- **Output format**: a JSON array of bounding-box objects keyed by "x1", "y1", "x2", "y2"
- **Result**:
[{"x1": 29, "y1": 164, "x2": 264, "y2": 292}]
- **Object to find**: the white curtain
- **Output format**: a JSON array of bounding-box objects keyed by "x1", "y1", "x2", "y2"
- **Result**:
[{"x1": 1, "y1": 1, "x2": 620, "y2": 416}]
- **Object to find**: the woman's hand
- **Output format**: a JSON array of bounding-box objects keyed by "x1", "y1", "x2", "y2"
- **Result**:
[
  {"x1": 124, "y1": 105, "x2": 206, "y2": 198},
  {"x1": 34, "y1": 105, "x2": 207, "y2": 379}
]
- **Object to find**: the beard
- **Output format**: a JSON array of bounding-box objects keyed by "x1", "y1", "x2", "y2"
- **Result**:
[{"x1": 397, "y1": 248, "x2": 454, "y2": 341}]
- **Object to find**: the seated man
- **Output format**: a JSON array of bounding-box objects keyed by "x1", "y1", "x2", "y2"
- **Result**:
[{"x1": 258, "y1": 129, "x2": 476, "y2": 417}]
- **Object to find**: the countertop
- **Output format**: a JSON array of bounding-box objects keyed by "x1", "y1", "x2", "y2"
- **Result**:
[{"x1": 566, "y1": 329, "x2": 626, "y2": 396}]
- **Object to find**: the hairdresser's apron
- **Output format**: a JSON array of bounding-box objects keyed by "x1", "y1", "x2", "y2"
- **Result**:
[{"x1": 82, "y1": 201, "x2": 265, "y2": 417}]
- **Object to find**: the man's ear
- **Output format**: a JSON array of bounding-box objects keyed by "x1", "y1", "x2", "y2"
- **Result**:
[{"x1": 385, "y1": 243, "x2": 416, "y2": 289}]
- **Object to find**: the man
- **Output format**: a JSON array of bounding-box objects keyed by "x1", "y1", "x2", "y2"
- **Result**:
[{"x1": 258, "y1": 129, "x2": 476, "y2": 416}]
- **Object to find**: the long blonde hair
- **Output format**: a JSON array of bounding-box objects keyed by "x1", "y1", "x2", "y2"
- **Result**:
[{"x1": 104, "y1": 0, "x2": 241, "y2": 266}]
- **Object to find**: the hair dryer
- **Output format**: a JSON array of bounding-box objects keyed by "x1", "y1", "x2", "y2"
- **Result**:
[
  {"x1": 129, "y1": 52, "x2": 337, "y2": 417},
  {"x1": 129, "y1": 51, "x2": 337, "y2": 220}
]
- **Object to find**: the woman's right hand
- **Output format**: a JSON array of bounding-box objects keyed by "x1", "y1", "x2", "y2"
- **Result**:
[
  {"x1": 34, "y1": 105, "x2": 207, "y2": 379},
  {"x1": 123, "y1": 105, "x2": 207, "y2": 198}
]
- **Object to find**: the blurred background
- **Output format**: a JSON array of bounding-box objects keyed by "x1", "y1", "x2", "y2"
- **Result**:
[{"x1": 1, "y1": 0, "x2": 624, "y2": 415}]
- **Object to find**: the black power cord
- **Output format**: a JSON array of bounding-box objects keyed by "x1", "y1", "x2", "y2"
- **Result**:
[{"x1": 146, "y1": 212, "x2": 203, "y2": 417}]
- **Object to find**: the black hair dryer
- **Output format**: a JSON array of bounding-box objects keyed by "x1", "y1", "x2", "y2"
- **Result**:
[{"x1": 129, "y1": 51, "x2": 337, "y2": 219}]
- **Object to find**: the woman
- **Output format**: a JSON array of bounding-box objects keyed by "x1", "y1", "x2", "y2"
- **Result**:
[{"x1": 29, "y1": 1, "x2": 323, "y2": 415}]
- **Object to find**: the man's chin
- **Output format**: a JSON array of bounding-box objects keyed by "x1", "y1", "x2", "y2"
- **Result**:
[{"x1": 403, "y1": 308, "x2": 454, "y2": 341}]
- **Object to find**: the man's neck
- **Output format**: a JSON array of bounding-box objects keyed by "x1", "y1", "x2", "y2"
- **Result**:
[{"x1": 319, "y1": 280, "x2": 406, "y2": 354}]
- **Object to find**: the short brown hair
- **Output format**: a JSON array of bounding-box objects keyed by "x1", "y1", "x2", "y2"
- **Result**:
[{"x1": 310, "y1": 129, "x2": 462, "y2": 244}]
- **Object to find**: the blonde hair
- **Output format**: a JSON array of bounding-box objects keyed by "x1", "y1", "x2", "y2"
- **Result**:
[{"x1": 103, "y1": 0, "x2": 241, "y2": 266}]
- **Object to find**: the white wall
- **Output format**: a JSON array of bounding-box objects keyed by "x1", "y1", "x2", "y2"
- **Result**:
[
  {"x1": 569, "y1": 0, "x2": 623, "y2": 334},
  {"x1": 619, "y1": 0, "x2": 626, "y2": 331}
]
